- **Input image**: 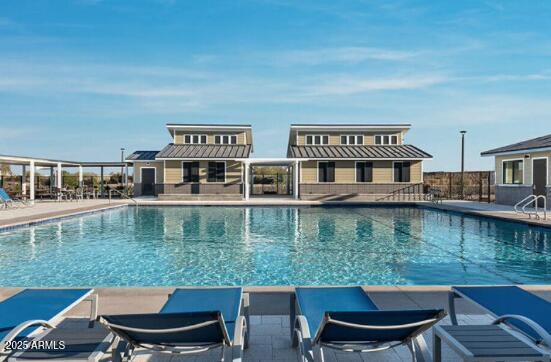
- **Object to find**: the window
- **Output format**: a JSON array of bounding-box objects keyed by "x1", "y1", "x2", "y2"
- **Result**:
[
  {"x1": 182, "y1": 162, "x2": 199, "y2": 183},
  {"x1": 184, "y1": 134, "x2": 207, "y2": 144},
  {"x1": 207, "y1": 162, "x2": 225, "y2": 182},
  {"x1": 318, "y1": 162, "x2": 335, "y2": 182},
  {"x1": 214, "y1": 135, "x2": 237, "y2": 145},
  {"x1": 356, "y1": 162, "x2": 373, "y2": 182},
  {"x1": 375, "y1": 135, "x2": 399, "y2": 145},
  {"x1": 503, "y1": 160, "x2": 523, "y2": 184},
  {"x1": 306, "y1": 135, "x2": 329, "y2": 145},
  {"x1": 393, "y1": 162, "x2": 411, "y2": 182},
  {"x1": 341, "y1": 135, "x2": 364, "y2": 145}
]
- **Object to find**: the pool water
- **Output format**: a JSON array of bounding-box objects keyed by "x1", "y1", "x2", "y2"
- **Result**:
[{"x1": 1, "y1": 206, "x2": 551, "y2": 286}]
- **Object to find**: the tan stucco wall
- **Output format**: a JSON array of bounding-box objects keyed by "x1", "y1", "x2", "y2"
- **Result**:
[
  {"x1": 295, "y1": 131, "x2": 404, "y2": 146},
  {"x1": 495, "y1": 152, "x2": 551, "y2": 185},
  {"x1": 134, "y1": 161, "x2": 164, "y2": 183},
  {"x1": 300, "y1": 160, "x2": 422, "y2": 183},
  {"x1": 163, "y1": 160, "x2": 242, "y2": 184},
  {"x1": 174, "y1": 131, "x2": 247, "y2": 145}
]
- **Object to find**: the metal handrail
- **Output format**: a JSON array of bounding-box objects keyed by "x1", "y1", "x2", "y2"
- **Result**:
[
  {"x1": 376, "y1": 182, "x2": 424, "y2": 201},
  {"x1": 108, "y1": 188, "x2": 138, "y2": 205},
  {"x1": 515, "y1": 194, "x2": 547, "y2": 220}
]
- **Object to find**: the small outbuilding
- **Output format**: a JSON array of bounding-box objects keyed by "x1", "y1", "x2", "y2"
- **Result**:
[{"x1": 481, "y1": 134, "x2": 550, "y2": 207}]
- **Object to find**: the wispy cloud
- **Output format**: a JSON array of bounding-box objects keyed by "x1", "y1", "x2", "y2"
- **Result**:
[{"x1": 276, "y1": 47, "x2": 418, "y2": 65}]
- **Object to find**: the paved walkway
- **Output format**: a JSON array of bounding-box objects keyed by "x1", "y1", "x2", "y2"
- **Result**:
[
  {"x1": 0, "y1": 199, "x2": 127, "y2": 228},
  {"x1": 435, "y1": 200, "x2": 551, "y2": 227},
  {"x1": 2, "y1": 287, "x2": 550, "y2": 361}
]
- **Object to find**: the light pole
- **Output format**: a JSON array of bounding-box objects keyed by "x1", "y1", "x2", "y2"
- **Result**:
[
  {"x1": 120, "y1": 148, "x2": 125, "y2": 186},
  {"x1": 460, "y1": 131, "x2": 467, "y2": 200}
]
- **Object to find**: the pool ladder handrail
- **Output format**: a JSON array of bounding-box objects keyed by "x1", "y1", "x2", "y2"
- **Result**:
[
  {"x1": 514, "y1": 194, "x2": 547, "y2": 220},
  {"x1": 108, "y1": 188, "x2": 138, "y2": 205}
]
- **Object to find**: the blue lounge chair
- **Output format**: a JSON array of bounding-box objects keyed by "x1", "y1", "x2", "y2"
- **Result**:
[
  {"x1": 290, "y1": 287, "x2": 446, "y2": 362},
  {"x1": 449, "y1": 286, "x2": 551, "y2": 347},
  {"x1": 0, "y1": 289, "x2": 98, "y2": 354},
  {"x1": 0, "y1": 188, "x2": 29, "y2": 209},
  {"x1": 98, "y1": 287, "x2": 249, "y2": 362}
]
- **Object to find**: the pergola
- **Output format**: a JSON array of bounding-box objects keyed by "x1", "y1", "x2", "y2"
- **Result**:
[
  {"x1": 0, "y1": 154, "x2": 128, "y2": 202},
  {"x1": 243, "y1": 158, "x2": 302, "y2": 200}
]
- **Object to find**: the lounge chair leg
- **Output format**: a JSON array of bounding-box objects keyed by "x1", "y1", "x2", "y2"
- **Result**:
[
  {"x1": 87, "y1": 293, "x2": 99, "y2": 328},
  {"x1": 448, "y1": 291, "x2": 458, "y2": 325},
  {"x1": 312, "y1": 345, "x2": 324, "y2": 362},
  {"x1": 290, "y1": 293, "x2": 296, "y2": 338},
  {"x1": 410, "y1": 335, "x2": 431, "y2": 362},
  {"x1": 243, "y1": 293, "x2": 250, "y2": 349}
]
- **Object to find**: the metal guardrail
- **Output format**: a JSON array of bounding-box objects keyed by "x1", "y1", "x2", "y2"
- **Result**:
[
  {"x1": 108, "y1": 189, "x2": 138, "y2": 205},
  {"x1": 376, "y1": 183, "x2": 425, "y2": 201},
  {"x1": 514, "y1": 195, "x2": 547, "y2": 220}
]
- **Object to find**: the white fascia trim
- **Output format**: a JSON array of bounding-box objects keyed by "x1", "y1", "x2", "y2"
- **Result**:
[
  {"x1": 290, "y1": 125, "x2": 410, "y2": 130},
  {"x1": 482, "y1": 146, "x2": 551, "y2": 157},
  {"x1": 291, "y1": 157, "x2": 432, "y2": 161},
  {"x1": 156, "y1": 158, "x2": 249, "y2": 161},
  {"x1": 166, "y1": 125, "x2": 251, "y2": 130}
]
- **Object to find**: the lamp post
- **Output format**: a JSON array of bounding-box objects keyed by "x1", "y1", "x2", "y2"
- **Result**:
[{"x1": 460, "y1": 131, "x2": 467, "y2": 200}]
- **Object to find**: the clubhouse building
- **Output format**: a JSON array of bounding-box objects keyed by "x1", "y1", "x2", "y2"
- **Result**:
[{"x1": 127, "y1": 123, "x2": 432, "y2": 200}]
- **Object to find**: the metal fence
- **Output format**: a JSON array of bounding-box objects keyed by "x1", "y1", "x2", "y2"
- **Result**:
[
  {"x1": 423, "y1": 171, "x2": 495, "y2": 202},
  {"x1": 0, "y1": 175, "x2": 133, "y2": 199}
]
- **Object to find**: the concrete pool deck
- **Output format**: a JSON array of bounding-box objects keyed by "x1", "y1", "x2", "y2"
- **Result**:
[
  {"x1": 1, "y1": 198, "x2": 549, "y2": 230},
  {"x1": 1, "y1": 286, "x2": 550, "y2": 361}
]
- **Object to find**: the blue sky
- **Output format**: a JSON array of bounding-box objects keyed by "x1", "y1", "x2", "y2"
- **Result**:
[{"x1": 1, "y1": 0, "x2": 550, "y2": 171}]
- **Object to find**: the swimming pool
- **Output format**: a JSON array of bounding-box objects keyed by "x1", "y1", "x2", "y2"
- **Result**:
[{"x1": 1, "y1": 206, "x2": 550, "y2": 286}]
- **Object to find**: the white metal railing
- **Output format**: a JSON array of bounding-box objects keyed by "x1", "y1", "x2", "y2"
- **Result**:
[
  {"x1": 514, "y1": 195, "x2": 547, "y2": 220},
  {"x1": 108, "y1": 189, "x2": 138, "y2": 205}
]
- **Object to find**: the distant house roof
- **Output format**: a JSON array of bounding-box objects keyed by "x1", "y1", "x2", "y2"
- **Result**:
[
  {"x1": 156, "y1": 144, "x2": 252, "y2": 159},
  {"x1": 287, "y1": 145, "x2": 432, "y2": 159},
  {"x1": 481, "y1": 134, "x2": 551, "y2": 156},
  {"x1": 126, "y1": 151, "x2": 159, "y2": 161}
]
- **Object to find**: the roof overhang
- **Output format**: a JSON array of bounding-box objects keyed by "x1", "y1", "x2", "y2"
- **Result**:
[
  {"x1": 290, "y1": 124, "x2": 411, "y2": 130},
  {"x1": 481, "y1": 146, "x2": 551, "y2": 157}
]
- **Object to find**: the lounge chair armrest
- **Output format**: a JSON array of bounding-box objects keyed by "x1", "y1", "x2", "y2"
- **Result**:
[
  {"x1": 293, "y1": 316, "x2": 315, "y2": 362},
  {"x1": 493, "y1": 314, "x2": 551, "y2": 347},
  {"x1": 231, "y1": 316, "x2": 246, "y2": 361},
  {"x1": 0, "y1": 320, "x2": 54, "y2": 353}
]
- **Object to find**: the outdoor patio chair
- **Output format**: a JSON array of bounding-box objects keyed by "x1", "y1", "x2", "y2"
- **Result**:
[
  {"x1": 449, "y1": 286, "x2": 551, "y2": 347},
  {"x1": 0, "y1": 188, "x2": 30, "y2": 209},
  {"x1": 0, "y1": 289, "x2": 100, "y2": 359},
  {"x1": 98, "y1": 287, "x2": 249, "y2": 362},
  {"x1": 290, "y1": 287, "x2": 446, "y2": 362}
]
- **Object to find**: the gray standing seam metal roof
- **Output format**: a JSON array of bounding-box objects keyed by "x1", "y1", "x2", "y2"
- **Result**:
[
  {"x1": 126, "y1": 151, "x2": 159, "y2": 161},
  {"x1": 481, "y1": 134, "x2": 551, "y2": 155},
  {"x1": 287, "y1": 144, "x2": 432, "y2": 159},
  {"x1": 156, "y1": 144, "x2": 252, "y2": 159}
]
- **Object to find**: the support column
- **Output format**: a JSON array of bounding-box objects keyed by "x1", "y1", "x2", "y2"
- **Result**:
[
  {"x1": 49, "y1": 166, "x2": 54, "y2": 194},
  {"x1": 57, "y1": 163, "x2": 62, "y2": 201},
  {"x1": 244, "y1": 161, "x2": 250, "y2": 200},
  {"x1": 78, "y1": 165, "x2": 83, "y2": 188},
  {"x1": 100, "y1": 166, "x2": 104, "y2": 198},
  {"x1": 57, "y1": 163, "x2": 62, "y2": 189},
  {"x1": 22, "y1": 165, "x2": 27, "y2": 196},
  {"x1": 29, "y1": 161, "x2": 35, "y2": 203},
  {"x1": 293, "y1": 160, "x2": 300, "y2": 200}
]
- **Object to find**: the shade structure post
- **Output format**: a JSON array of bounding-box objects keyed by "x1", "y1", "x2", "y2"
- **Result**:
[
  {"x1": 293, "y1": 160, "x2": 299, "y2": 200},
  {"x1": 21, "y1": 164, "x2": 27, "y2": 197},
  {"x1": 100, "y1": 166, "x2": 104, "y2": 198},
  {"x1": 29, "y1": 161, "x2": 35, "y2": 203},
  {"x1": 56, "y1": 163, "x2": 62, "y2": 201},
  {"x1": 79, "y1": 165, "x2": 83, "y2": 188},
  {"x1": 49, "y1": 166, "x2": 54, "y2": 194},
  {"x1": 244, "y1": 161, "x2": 250, "y2": 200}
]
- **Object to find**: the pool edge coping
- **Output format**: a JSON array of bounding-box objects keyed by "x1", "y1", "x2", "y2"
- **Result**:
[{"x1": 0, "y1": 203, "x2": 128, "y2": 233}]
